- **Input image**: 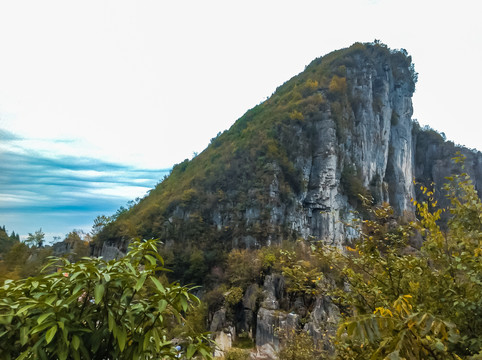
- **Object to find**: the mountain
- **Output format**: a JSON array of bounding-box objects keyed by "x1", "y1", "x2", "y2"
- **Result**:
[{"x1": 94, "y1": 42, "x2": 482, "y2": 262}]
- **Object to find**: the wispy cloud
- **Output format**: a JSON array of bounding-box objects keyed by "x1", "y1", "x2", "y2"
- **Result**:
[{"x1": 0, "y1": 130, "x2": 169, "y2": 239}]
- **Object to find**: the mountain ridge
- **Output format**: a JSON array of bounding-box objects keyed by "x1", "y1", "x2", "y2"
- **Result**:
[{"x1": 94, "y1": 42, "x2": 482, "y2": 265}]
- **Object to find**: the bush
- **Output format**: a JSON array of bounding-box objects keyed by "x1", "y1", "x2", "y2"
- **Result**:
[
  {"x1": 224, "y1": 347, "x2": 251, "y2": 360},
  {"x1": 225, "y1": 286, "x2": 244, "y2": 307},
  {"x1": 278, "y1": 330, "x2": 324, "y2": 360},
  {"x1": 328, "y1": 75, "x2": 347, "y2": 95},
  {"x1": 226, "y1": 249, "x2": 262, "y2": 288},
  {"x1": 288, "y1": 110, "x2": 304, "y2": 121},
  {"x1": 0, "y1": 239, "x2": 213, "y2": 360}
]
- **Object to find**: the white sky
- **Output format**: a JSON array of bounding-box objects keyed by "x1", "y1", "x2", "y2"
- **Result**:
[
  {"x1": 0, "y1": 0, "x2": 481, "y2": 238},
  {"x1": 1, "y1": 0, "x2": 480, "y2": 170}
]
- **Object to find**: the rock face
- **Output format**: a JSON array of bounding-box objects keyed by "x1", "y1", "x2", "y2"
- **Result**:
[
  {"x1": 297, "y1": 50, "x2": 417, "y2": 244},
  {"x1": 413, "y1": 126, "x2": 482, "y2": 211},
  {"x1": 97, "y1": 43, "x2": 482, "y2": 251},
  {"x1": 211, "y1": 274, "x2": 340, "y2": 359}
]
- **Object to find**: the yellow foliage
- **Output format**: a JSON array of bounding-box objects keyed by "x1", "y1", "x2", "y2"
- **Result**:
[
  {"x1": 289, "y1": 110, "x2": 304, "y2": 121},
  {"x1": 329, "y1": 75, "x2": 347, "y2": 94}
]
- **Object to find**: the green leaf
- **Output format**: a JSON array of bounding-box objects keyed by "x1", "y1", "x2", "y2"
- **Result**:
[
  {"x1": 158, "y1": 299, "x2": 168, "y2": 313},
  {"x1": 16, "y1": 349, "x2": 31, "y2": 360},
  {"x1": 117, "y1": 328, "x2": 127, "y2": 352},
  {"x1": 72, "y1": 335, "x2": 80, "y2": 350},
  {"x1": 17, "y1": 304, "x2": 36, "y2": 315},
  {"x1": 199, "y1": 347, "x2": 210, "y2": 358},
  {"x1": 73, "y1": 350, "x2": 80, "y2": 360},
  {"x1": 20, "y1": 326, "x2": 29, "y2": 346},
  {"x1": 45, "y1": 295, "x2": 57, "y2": 305},
  {"x1": 126, "y1": 262, "x2": 136, "y2": 274},
  {"x1": 94, "y1": 284, "x2": 105, "y2": 304},
  {"x1": 134, "y1": 273, "x2": 147, "y2": 291},
  {"x1": 37, "y1": 312, "x2": 53, "y2": 325},
  {"x1": 145, "y1": 254, "x2": 157, "y2": 265},
  {"x1": 108, "y1": 312, "x2": 115, "y2": 332},
  {"x1": 434, "y1": 340, "x2": 445, "y2": 352},
  {"x1": 180, "y1": 296, "x2": 188, "y2": 312},
  {"x1": 45, "y1": 325, "x2": 58, "y2": 344},
  {"x1": 386, "y1": 350, "x2": 401, "y2": 360},
  {"x1": 149, "y1": 276, "x2": 165, "y2": 294},
  {"x1": 186, "y1": 343, "x2": 196, "y2": 359},
  {"x1": 143, "y1": 331, "x2": 150, "y2": 350},
  {"x1": 58, "y1": 344, "x2": 68, "y2": 360},
  {"x1": 31, "y1": 322, "x2": 54, "y2": 335}
]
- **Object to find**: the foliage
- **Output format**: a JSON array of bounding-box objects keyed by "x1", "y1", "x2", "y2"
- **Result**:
[
  {"x1": 225, "y1": 249, "x2": 262, "y2": 289},
  {"x1": 278, "y1": 329, "x2": 325, "y2": 360},
  {"x1": 316, "y1": 161, "x2": 482, "y2": 359},
  {"x1": 0, "y1": 226, "x2": 20, "y2": 255},
  {"x1": 25, "y1": 228, "x2": 45, "y2": 248},
  {"x1": 288, "y1": 110, "x2": 304, "y2": 121},
  {"x1": 328, "y1": 75, "x2": 347, "y2": 95},
  {"x1": 0, "y1": 242, "x2": 53, "y2": 281},
  {"x1": 224, "y1": 347, "x2": 251, "y2": 360},
  {"x1": 279, "y1": 244, "x2": 323, "y2": 300},
  {"x1": 0, "y1": 239, "x2": 213, "y2": 359},
  {"x1": 232, "y1": 331, "x2": 255, "y2": 349},
  {"x1": 225, "y1": 287, "x2": 244, "y2": 307},
  {"x1": 64, "y1": 230, "x2": 91, "y2": 262},
  {"x1": 300, "y1": 79, "x2": 319, "y2": 98},
  {"x1": 91, "y1": 215, "x2": 112, "y2": 237}
]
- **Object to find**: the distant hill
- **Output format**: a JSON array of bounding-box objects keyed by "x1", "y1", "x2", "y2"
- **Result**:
[
  {"x1": 94, "y1": 42, "x2": 482, "y2": 275},
  {"x1": 0, "y1": 225, "x2": 19, "y2": 255}
]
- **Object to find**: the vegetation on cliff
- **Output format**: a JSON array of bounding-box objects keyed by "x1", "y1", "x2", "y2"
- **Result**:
[{"x1": 94, "y1": 41, "x2": 420, "y2": 285}]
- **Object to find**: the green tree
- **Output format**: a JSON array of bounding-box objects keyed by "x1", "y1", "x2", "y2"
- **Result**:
[
  {"x1": 64, "y1": 230, "x2": 90, "y2": 262},
  {"x1": 316, "y1": 161, "x2": 482, "y2": 359},
  {"x1": 0, "y1": 226, "x2": 19, "y2": 255},
  {"x1": 91, "y1": 215, "x2": 111, "y2": 237},
  {"x1": 0, "y1": 239, "x2": 213, "y2": 359},
  {"x1": 25, "y1": 228, "x2": 45, "y2": 248}
]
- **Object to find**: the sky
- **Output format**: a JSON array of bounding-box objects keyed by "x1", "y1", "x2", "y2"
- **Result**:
[{"x1": 0, "y1": 0, "x2": 481, "y2": 241}]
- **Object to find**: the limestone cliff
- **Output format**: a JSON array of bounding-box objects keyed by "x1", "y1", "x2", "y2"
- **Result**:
[{"x1": 95, "y1": 42, "x2": 481, "y2": 258}]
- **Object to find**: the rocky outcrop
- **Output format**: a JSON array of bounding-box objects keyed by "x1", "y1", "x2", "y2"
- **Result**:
[
  {"x1": 244, "y1": 274, "x2": 340, "y2": 359},
  {"x1": 303, "y1": 297, "x2": 340, "y2": 352},
  {"x1": 90, "y1": 241, "x2": 127, "y2": 261},
  {"x1": 209, "y1": 273, "x2": 340, "y2": 359}
]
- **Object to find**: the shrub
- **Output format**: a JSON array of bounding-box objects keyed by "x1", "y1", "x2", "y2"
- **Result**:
[
  {"x1": 225, "y1": 286, "x2": 244, "y2": 307},
  {"x1": 300, "y1": 79, "x2": 319, "y2": 98},
  {"x1": 328, "y1": 75, "x2": 347, "y2": 95},
  {"x1": 289, "y1": 110, "x2": 304, "y2": 121},
  {"x1": 278, "y1": 330, "x2": 324, "y2": 360},
  {"x1": 0, "y1": 239, "x2": 213, "y2": 360},
  {"x1": 226, "y1": 249, "x2": 262, "y2": 288},
  {"x1": 224, "y1": 347, "x2": 251, "y2": 360}
]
